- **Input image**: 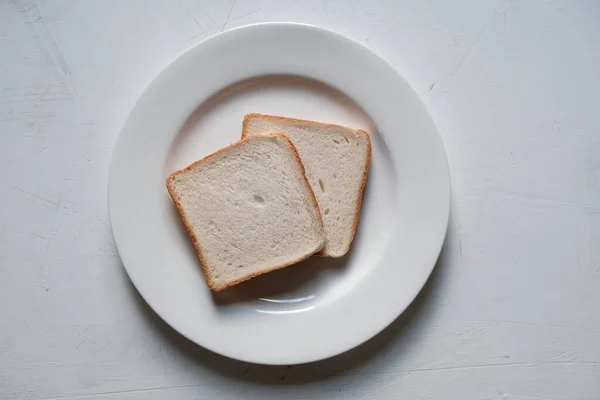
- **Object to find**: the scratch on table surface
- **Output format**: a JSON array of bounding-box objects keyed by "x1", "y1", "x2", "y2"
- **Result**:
[
  {"x1": 0, "y1": 112, "x2": 55, "y2": 122},
  {"x1": 226, "y1": 7, "x2": 262, "y2": 25},
  {"x1": 442, "y1": 0, "x2": 514, "y2": 86},
  {"x1": 75, "y1": 328, "x2": 106, "y2": 358},
  {"x1": 350, "y1": 374, "x2": 409, "y2": 400},
  {"x1": 454, "y1": 326, "x2": 484, "y2": 336},
  {"x1": 38, "y1": 86, "x2": 50, "y2": 101},
  {"x1": 196, "y1": 0, "x2": 220, "y2": 31},
  {"x1": 34, "y1": 117, "x2": 50, "y2": 134},
  {"x1": 180, "y1": 0, "x2": 227, "y2": 34},
  {"x1": 13, "y1": 0, "x2": 79, "y2": 101},
  {"x1": 98, "y1": 244, "x2": 118, "y2": 256},
  {"x1": 6, "y1": 184, "x2": 60, "y2": 210},
  {"x1": 446, "y1": 27, "x2": 487, "y2": 81},
  {"x1": 446, "y1": 319, "x2": 600, "y2": 332},
  {"x1": 29, "y1": 260, "x2": 51, "y2": 274},
  {"x1": 378, "y1": 361, "x2": 599, "y2": 376},
  {"x1": 76, "y1": 335, "x2": 102, "y2": 351},
  {"x1": 551, "y1": 350, "x2": 581, "y2": 363},
  {"x1": 179, "y1": 0, "x2": 205, "y2": 33},
  {"x1": 222, "y1": 0, "x2": 237, "y2": 31},
  {"x1": 31, "y1": 382, "x2": 216, "y2": 400},
  {"x1": 187, "y1": 32, "x2": 206, "y2": 42},
  {"x1": 0, "y1": 85, "x2": 67, "y2": 105},
  {"x1": 500, "y1": 0, "x2": 517, "y2": 34},
  {"x1": 486, "y1": 188, "x2": 591, "y2": 210},
  {"x1": 29, "y1": 230, "x2": 51, "y2": 243}
]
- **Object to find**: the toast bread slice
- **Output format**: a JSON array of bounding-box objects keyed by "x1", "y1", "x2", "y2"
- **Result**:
[
  {"x1": 242, "y1": 114, "x2": 371, "y2": 257},
  {"x1": 166, "y1": 131, "x2": 325, "y2": 291}
]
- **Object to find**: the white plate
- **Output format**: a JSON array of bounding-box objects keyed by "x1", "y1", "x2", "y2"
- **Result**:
[{"x1": 109, "y1": 23, "x2": 450, "y2": 365}]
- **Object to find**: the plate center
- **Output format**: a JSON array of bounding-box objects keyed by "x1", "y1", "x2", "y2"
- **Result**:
[{"x1": 164, "y1": 75, "x2": 397, "y2": 315}]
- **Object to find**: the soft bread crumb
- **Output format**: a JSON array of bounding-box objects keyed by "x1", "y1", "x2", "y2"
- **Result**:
[{"x1": 166, "y1": 131, "x2": 325, "y2": 291}]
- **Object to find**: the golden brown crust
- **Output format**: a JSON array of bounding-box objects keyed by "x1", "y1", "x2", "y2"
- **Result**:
[
  {"x1": 342, "y1": 129, "x2": 371, "y2": 256},
  {"x1": 242, "y1": 113, "x2": 363, "y2": 138},
  {"x1": 316, "y1": 129, "x2": 371, "y2": 257},
  {"x1": 241, "y1": 113, "x2": 372, "y2": 258},
  {"x1": 165, "y1": 132, "x2": 324, "y2": 292},
  {"x1": 240, "y1": 113, "x2": 253, "y2": 138},
  {"x1": 165, "y1": 182, "x2": 217, "y2": 289}
]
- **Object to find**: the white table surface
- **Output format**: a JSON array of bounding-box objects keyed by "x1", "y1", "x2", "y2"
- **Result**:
[{"x1": 1, "y1": 1, "x2": 599, "y2": 399}]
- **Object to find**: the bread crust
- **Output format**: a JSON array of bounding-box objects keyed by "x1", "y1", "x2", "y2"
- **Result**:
[
  {"x1": 342, "y1": 129, "x2": 371, "y2": 256},
  {"x1": 241, "y1": 114, "x2": 372, "y2": 258},
  {"x1": 242, "y1": 113, "x2": 366, "y2": 139},
  {"x1": 166, "y1": 131, "x2": 325, "y2": 291}
]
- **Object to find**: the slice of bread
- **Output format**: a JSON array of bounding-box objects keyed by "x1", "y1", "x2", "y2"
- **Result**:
[
  {"x1": 242, "y1": 114, "x2": 371, "y2": 257},
  {"x1": 166, "y1": 131, "x2": 325, "y2": 291}
]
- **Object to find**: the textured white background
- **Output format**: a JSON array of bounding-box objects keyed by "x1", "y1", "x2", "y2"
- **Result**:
[{"x1": 1, "y1": 0, "x2": 600, "y2": 399}]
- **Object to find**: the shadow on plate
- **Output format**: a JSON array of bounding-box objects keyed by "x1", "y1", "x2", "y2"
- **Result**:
[
  {"x1": 211, "y1": 251, "x2": 352, "y2": 305},
  {"x1": 168, "y1": 190, "x2": 359, "y2": 305},
  {"x1": 166, "y1": 155, "x2": 372, "y2": 305},
  {"x1": 126, "y1": 215, "x2": 453, "y2": 385},
  {"x1": 166, "y1": 192, "x2": 359, "y2": 305}
]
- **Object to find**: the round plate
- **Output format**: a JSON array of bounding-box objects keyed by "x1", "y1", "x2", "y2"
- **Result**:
[{"x1": 109, "y1": 23, "x2": 449, "y2": 365}]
